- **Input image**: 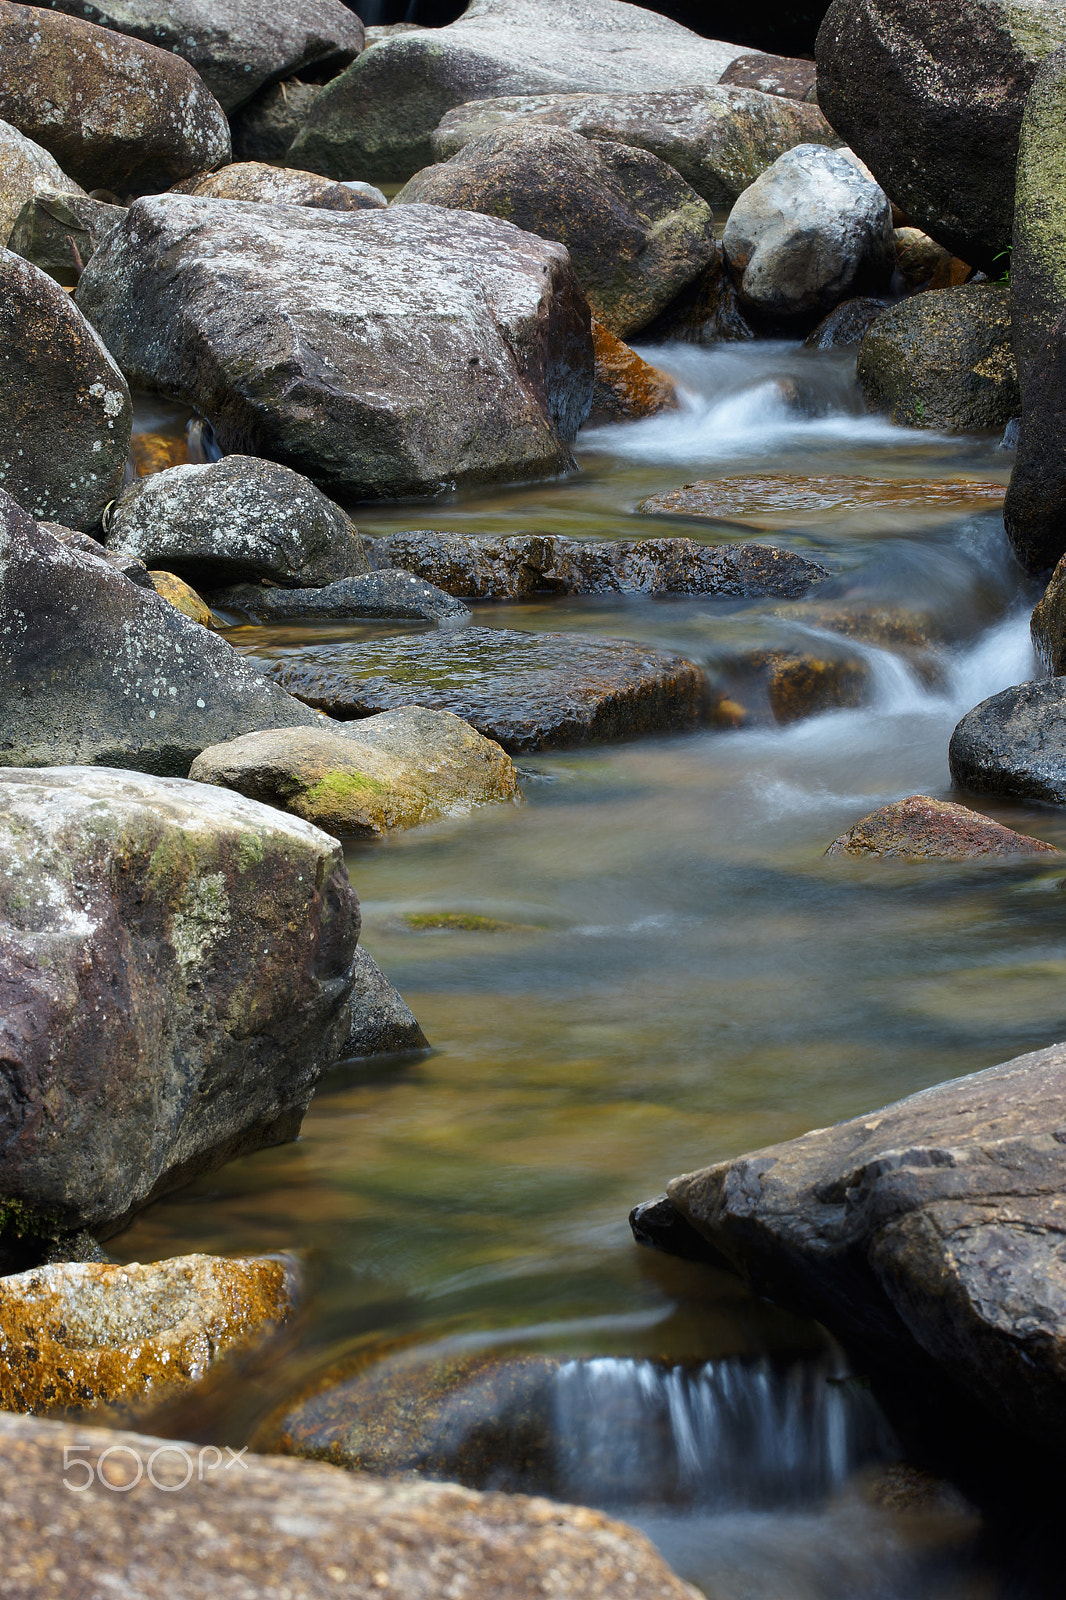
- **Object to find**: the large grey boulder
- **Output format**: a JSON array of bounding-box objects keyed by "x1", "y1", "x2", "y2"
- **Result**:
[
  {"x1": 289, "y1": 0, "x2": 756, "y2": 182},
  {"x1": 75, "y1": 198, "x2": 593, "y2": 500},
  {"x1": 0, "y1": 250, "x2": 131, "y2": 530},
  {"x1": 857, "y1": 286, "x2": 1019, "y2": 431},
  {"x1": 1004, "y1": 47, "x2": 1066, "y2": 574},
  {"x1": 103, "y1": 456, "x2": 369, "y2": 589},
  {"x1": 657, "y1": 1039, "x2": 1066, "y2": 1448},
  {"x1": 430, "y1": 86, "x2": 839, "y2": 208},
  {"x1": 0, "y1": 117, "x2": 83, "y2": 247},
  {"x1": 395, "y1": 124, "x2": 715, "y2": 340},
  {"x1": 722, "y1": 143, "x2": 893, "y2": 320},
  {"x1": 0, "y1": 5, "x2": 231, "y2": 195},
  {"x1": 816, "y1": 0, "x2": 1066, "y2": 271},
  {"x1": 20, "y1": 0, "x2": 365, "y2": 114},
  {"x1": 948, "y1": 678, "x2": 1066, "y2": 805},
  {"x1": 0, "y1": 766, "x2": 359, "y2": 1239},
  {"x1": 0, "y1": 493, "x2": 320, "y2": 775}
]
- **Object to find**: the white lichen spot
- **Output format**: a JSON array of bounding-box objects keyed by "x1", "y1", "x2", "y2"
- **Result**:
[{"x1": 172, "y1": 871, "x2": 231, "y2": 968}]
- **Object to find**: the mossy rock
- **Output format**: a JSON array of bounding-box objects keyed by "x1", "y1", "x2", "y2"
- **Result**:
[{"x1": 857, "y1": 285, "x2": 1019, "y2": 430}]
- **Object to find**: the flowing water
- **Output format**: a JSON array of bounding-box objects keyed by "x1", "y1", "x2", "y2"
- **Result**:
[{"x1": 116, "y1": 343, "x2": 1066, "y2": 1596}]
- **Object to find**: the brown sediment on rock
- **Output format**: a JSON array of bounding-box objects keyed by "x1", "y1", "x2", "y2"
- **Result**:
[
  {"x1": 589, "y1": 319, "x2": 679, "y2": 422},
  {"x1": 826, "y1": 795, "x2": 1059, "y2": 858}
]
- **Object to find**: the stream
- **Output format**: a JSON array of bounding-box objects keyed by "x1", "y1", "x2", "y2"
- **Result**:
[{"x1": 115, "y1": 342, "x2": 1066, "y2": 1597}]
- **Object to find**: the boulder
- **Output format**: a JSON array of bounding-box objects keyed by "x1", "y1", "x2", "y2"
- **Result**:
[
  {"x1": 75, "y1": 198, "x2": 593, "y2": 500},
  {"x1": 638, "y1": 249, "x2": 757, "y2": 344},
  {"x1": 892, "y1": 227, "x2": 967, "y2": 294},
  {"x1": 395, "y1": 124, "x2": 714, "y2": 340},
  {"x1": 949, "y1": 678, "x2": 1066, "y2": 805},
  {"x1": 103, "y1": 456, "x2": 368, "y2": 590},
  {"x1": 0, "y1": 495, "x2": 321, "y2": 775},
  {"x1": 430, "y1": 85, "x2": 838, "y2": 208},
  {"x1": 148, "y1": 570, "x2": 216, "y2": 627},
  {"x1": 0, "y1": 4, "x2": 231, "y2": 195},
  {"x1": 856, "y1": 286, "x2": 1019, "y2": 430},
  {"x1": 0, "y1": 765, "x2": 359, "y2": 1240},
  {"x1": 722, "y1": 142, "x2": 893, "y2": 320},
  {"x1": 1003, "y1": 47, "x2": 1066, "y2": 574},
  {"x1": 44, "y1": 519, "x2": 151, "y2": 584},
  {"x1": 263, "y1": 628, "x2": 707, "y2": 754},
  {"x1": 589, "y1": 320, "x2": 679, "y2": 423},
  {"x1": 638, "y1": 474, "x2": 1006, "y2": 524},
  {"x1": 367, "y1": 531, "x2": 828, "y2": 601},
  {"x1": 658, "y1": 1038, "x2": 1066, "y2": 1448},
  {"x1": 0, "y1": 1254, "x2": 296, "y2": 1415},
  {"x1": 0, "y1": 117, "x2": 83, "y2": 247},
  {"x1": 188, "y1": 707, "x2": 521, "y2": 838},
  {"x1": 1031, "y1": 552, "x2": 1066, "y2": 673},
  {"x1": 19, "y1": 0, "x2": 365, "y2": 114},
  {"x1": 815, "y1": 0, "x2": 1066, "y2": 271},
  {"x1": 803, "y1": 295, "x2": 887, "y2": 349},
  {"x1": 212, "y1": 571, "x2": 470, "y2": 627},
  {"x1": 346, "y1": 946, "x2": 428, "y2": 1056},
  {"x1": 0, "y1": 250, "x2": 131, "y2": 530},
  {"x1": 289, "y1": 0, "x2": 755, "y2": 182},
  {"x1": 174, "y1": 161, "x2": 384, "y2": 210},
  {"x1": 825, "y1": 794, "x2": 1058, "y2": 859},
  {"x1": 7, "y1": 188, "x2": 125, "y2": 285},
  {"x1": 717, "y1": 51, "x2": 819, "y2": 101},
  {"x1": 230, "y1": 76, "x2": 322, "y2": 164},
  {"x1": 0, "y1": 1412, "x2": 701, "y2": 1600}
]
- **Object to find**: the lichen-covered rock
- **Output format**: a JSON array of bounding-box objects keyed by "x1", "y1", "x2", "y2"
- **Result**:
[
  {"x1": 263, "y1": 628, "x2": 707, "y2": 754},
  {"x1": 0, "y1": 494, "x2": 320, "y2": 774},
  {"x1": 395, "y1": 124, "x2": 714, "y2": 340},
  {"x1": 0, "y1": 1254, "x2": 297, "y2": 1415},
  {"x1": 816, "y1": 0, "x2": 1066, "y2": 271},
  {"x1": 21, "y1": 0, "x2": 365, "y2": 114},
  {"x1": 0, "y1": 765, "x2": 359, "y2": 1238},
  {"x1": 148, "y1": 570, "x2": 215, "y2": 627},
  {"x1": 75, "y1": 198, "x2": 593, "y2": 500},
  {"x1": 188, "y1": 707, "x2": 521, "y2": 837},
  {"x1": 659, "y1": 1039, "x2": 1066, "y2": 1448},
  {"x1": 175, "y1": 161, "x2": 383, "y2": 210},
  {"x1": 369, "y1": 530, "x2": 827, "y2": 601},
  {"x1": 0, "y1": 1412, "x2": 702, "y2": 1600},
  {"x1": 825, "y1": 794, "x2": 1058, "y2": 859},
  {"x1": 804, "y1": 296, "x2": 887, "y2": 350},
  {"x1": 103, "y1": 456, "x2": 368, "y2": 590},
  {"x1": 589, "y1": 320, "x2": 678, "y2": 422},
  {"x1": 430, "y1": 85, "x2": 838, "y2": 207},
  {"x1": 1031, "y1": 550, "x2": 1066, "y2": 672},
  {"x1": 0, "y1": 5, "x2": 231, "y2": 195},
  {"x1": 949, "y1": 678, "x2": 1066, "y2": 805},
  {"x1": 213, "y1": 570, "x2": 470, "y2": 626},
  {"x1": 0, "y1": 117, "x2": 83, "y2": 247},
  {"x1": 0, "y1": 250, "x2": 131, "y2": 530},
  {"x1": 346, "y1": 946, "x2": 428, "y2": 1057},
  {"x1": 722, "y1": 143, "x2": 893, "y2": 319},
  {"x1": 718, "y1": 51, "x2": 819, "y2": 101},
  {"x1": 7, "y1": 188, "x2": 125, "y2": 285},
  {"x1": 230, "y1": 75, "x2": 322, "y2": 164},
  {"x1": 857, "y1": 286, "x2": 1019, "y2": 430},
  {"x1": 289, "y1": 0, "x2": 755, "y2": 183}
]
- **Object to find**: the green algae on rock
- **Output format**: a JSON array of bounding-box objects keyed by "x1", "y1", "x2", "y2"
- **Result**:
[{"x1": 857, "y1": 286, "x2": 1020, "y2": 430}]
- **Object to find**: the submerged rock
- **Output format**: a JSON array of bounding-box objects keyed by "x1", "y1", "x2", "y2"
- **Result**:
[
  {"x1": 857, "y1": 287, "x2": 1019, "y2": 430},
  {"x1": 103, "y1": 456, "x2": 368, "y2": 590},
  {"x1": 263, "y1": 628, "x2": 707, "y2": 754},
  {"x1": 825, "y1": 795, "x2": 1058, "y2": 859},
  {"x1": 638, "y1": 475, "x2": 1007, "y2": 525},
  {"x1": 7, "y1": 188, "x2": 126, "y2": 286},
  {"x1": 346, "y1": 946, "x2": 429, "y2": 1057},
  {"x1": 0, "y1": 250, "x2": 131, "y2": 531},
  {"x1": 658, "y1": 1038, "x2": 1066, "y2": 1448},
  {"x1": 0, "y1": 1412, "x2": 701, "y2": 1600},
  {"x1": 0, "y1": 5, "x2": 231, "y2": 195},
  {"x1": 949, "y1": 679, "x2": 1066, "y2": 805},
  {"x1": 76, "y1": 199, "x2": 593, "y2": 500},
  {"x1": 213, "y1": 571, "x2": 469, "y2": 626},
  {"x1": 395, "y1": 124, "x2": 715, "y2": 340},
  {"x1": 174, "y1": 161, "x2": 383, "y2": 210},
  {"x1": 0, "y1": 117, "x2": 84, "y2": 248},
  {"x1": 0, "y1": 1255, "x2": 297, "y2": 1416},
  {"x1": 188, "y1": 708, "x2": 520, "y2": 838},
  {"x1": 0, "y1": 766, "x2": 359, "y2": 1238},
  {"x1": 589, "y1": 320, "x2": 679, "y2": 423}
]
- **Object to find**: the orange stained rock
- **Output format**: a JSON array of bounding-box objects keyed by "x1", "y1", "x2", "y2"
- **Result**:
[
  {"x1": 826, "y1": 795, "x2": 1059, "y2": 859},
  {"x1": 590, "y1": 319, "x2": 679, "y2": 421},
  {"x1": 148, "y1": 570, "x2": 216, "y2": 627},
  {"x1": 128, "y1": 431, "x2": 189, "y2": 477}
]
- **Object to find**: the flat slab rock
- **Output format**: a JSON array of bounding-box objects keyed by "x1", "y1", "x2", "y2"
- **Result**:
[
  {"x1": 658, "y1": 1038, "x2": 1066, "y2": 1448},
  {"x1": 949, "y1": 677, "x2": 1066, "y2": 805},
  {"x1": 369, "y1": 530, "x2": 827, "y2": 600},
  {"x1": 0, "y1": 1412, "x2": 700, "y2": 1600},
  {"x1": 263, "y1": 628, "x2": 707, "y2": 754},
  {"x1": 638, "y1": 475, "x2": 1007, "y2": 527},
  {"x1": 825, "y1": 794, "x2": 1059, "y2": 859},
  {"x1": 213, "y1": 570, "x2": 470, "y2": 626}
]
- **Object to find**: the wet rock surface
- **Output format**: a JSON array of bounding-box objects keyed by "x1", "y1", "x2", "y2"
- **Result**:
[
  {"x1": 1031, "y1": 552, "x2": 1066, "y2": 673},
  {"x1": 825, "y1": 795, "x2": 1059, "y2": 859},
  {"x1": 0, "y1": 1254, "x2": 296, "y2": 1415},
  {"x1": 661, "y1": 1039, "x2": 1066, "y2": 1448},
  {"x1": 174, "y1": 161, "x2": 383, "y2": 210},
  {"x1": 214, "y1": 571, "x2": 469, "y2": 626},
  {"x1": 0, "y1": 496, "x2": 319, "y2": 774},
  {"x1": 857, "y1": 287, "x2": 1019, "y2": 431},
  {"x1": 638, "y1": 474, "x2": 1006, "y2": 525},
  {"x1": 589, "y1": 319, "x2": 679, "y2": 422},
  {"x1": 0, "y1": 1411, "x2": 701, "y2": 1600},
  {"x1": 188, "y1": 707, "x2": 520, "y2": 838},
  {"x1": 638, "y1": 248, "x2": 756, "y2": 344},
  {"x1": 76, "y1": 198, "x2": 593, "y2": 500},
  {"x1": 816, "y1": 0, "x2": 1066, "y2": 271},
  {"x1": 949, "y1": 678, "x2": 1066, "y2": 805},
  {"x1": 0, "y1": 765, "x2": 359, "y2": 1238},
  {"x1": 0, "y1": 117, "x2": 84, "y2": 247},
  {"x1": 0, "y1": 250, "x2": 131, "y2": 530},
  {"x1": 103, "y1": 456, "x2": 368, "y2": 590},
  {"x1": 7, "y1": 188, "x2": 126, "y2": 285},
  {"x1": 396, "y1": 123, "x2": 715, "y2": 340},
  {"x1": 346, "y1": 946, "x2": 429, "y2": 1057},
  {"x1": 263, "y1": 628, "x2": 707, "y2": 754},
  {"x1": 0, "y1": 4, "x2": 231, "y2": 195},
  {"x1": 368, "y1": 530, "x2": 828, "y2": 601},
  {"x1": 804, "y1": 296, "x2": 887, "y2": 350}
]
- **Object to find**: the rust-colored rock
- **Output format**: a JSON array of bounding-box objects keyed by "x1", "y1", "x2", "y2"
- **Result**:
[
  {"x1": 826, "y1": 795, "x2": 1059, "y2": 859},
  {"x1": 128, "y1": 431, "x2": 188, "y2": 477},
  {"x1": 639, "y1": 474, "x2": 1007, "y2": 526},
  {"x1": 589, "y1": 319, "x2": 678, "y2": 422},
  {"x1": 147, "y1": 570, "x2": 215, "y2": 627},
  {"x1": 0, "y1": 1254, "x2": 295, "y2": 1416}
]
